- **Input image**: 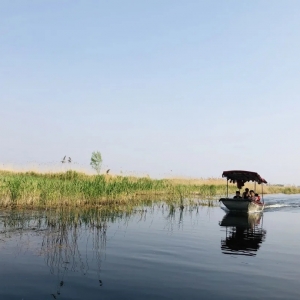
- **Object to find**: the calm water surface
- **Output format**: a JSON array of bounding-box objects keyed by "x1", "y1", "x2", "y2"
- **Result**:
[{"x1": 1, "y1": 194, "x2": 300, "y2": 300}]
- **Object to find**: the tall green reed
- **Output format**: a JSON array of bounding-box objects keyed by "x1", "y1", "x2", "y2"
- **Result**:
[{"x1": 1, "y1": 169, "x2": 296, "y2": 208}]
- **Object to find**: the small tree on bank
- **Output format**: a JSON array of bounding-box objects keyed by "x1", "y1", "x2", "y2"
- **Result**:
[{"x1": 90, "y1": 151, "x2": 102, "y2": 174}]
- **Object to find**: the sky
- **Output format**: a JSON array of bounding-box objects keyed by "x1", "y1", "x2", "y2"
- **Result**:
[{"x1": 0, "y1": 1, "x2": 300, "y2": 184}]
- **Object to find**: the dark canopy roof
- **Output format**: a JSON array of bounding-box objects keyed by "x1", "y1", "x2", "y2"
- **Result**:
[{"x1": 222, "y1": 170, "x2": 267, "y2": 184}]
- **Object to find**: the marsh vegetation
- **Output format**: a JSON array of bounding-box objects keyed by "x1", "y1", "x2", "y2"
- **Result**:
[{"x1": 0, "y1": 170, "x2": 299, "y2": 208}]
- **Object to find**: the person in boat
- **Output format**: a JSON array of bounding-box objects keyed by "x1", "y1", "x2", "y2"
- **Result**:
[
  {"x1": 242, "y1": 188, "x2": 250, "y2": 199},
  {"x1": 233, "y1": 191, "x2": 242, "y2": 199},
  {"x1": 255, "y1": 193, "x2": 261, "y2": 202},
  {"x1": 249, "y1": 190, "x2": 257, "y2": 201}
]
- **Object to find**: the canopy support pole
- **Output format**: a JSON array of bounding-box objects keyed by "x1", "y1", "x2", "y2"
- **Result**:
[
  {"x1": 262, "y1": 184, "x2": 264, "y2": 204},
  {"x1": 227, "y1": 179, "x2": 228, "y2": 198}
]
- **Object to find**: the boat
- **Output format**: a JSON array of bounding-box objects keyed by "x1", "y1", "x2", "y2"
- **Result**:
[{"x1": 219, "y1": 170, "x2": 267, "y2": 213}]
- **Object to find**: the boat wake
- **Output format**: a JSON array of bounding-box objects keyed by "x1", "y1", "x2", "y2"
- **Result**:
[
  {"x1": 264, "y1": 201, "x2": 300, "y2": 211},
  {"x1": 265, "y1": 203, "x2": 290, "y2": 209}
]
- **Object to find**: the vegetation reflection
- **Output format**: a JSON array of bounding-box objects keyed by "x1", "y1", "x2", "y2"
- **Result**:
[
  {"x1": 0, "y1": 208, "x2": 132, "y2": 298},
  {"x1": 0, "y1": 203, "x2": 213, "y2": 298}
]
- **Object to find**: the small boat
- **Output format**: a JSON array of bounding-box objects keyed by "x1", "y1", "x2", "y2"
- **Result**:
[{"x1": 219, "y1": 170, "x2": 267, "y2": 213}]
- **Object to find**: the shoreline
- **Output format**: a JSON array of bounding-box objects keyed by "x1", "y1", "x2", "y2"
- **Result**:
[{"x1": 1, "y1": 169, "x2": 299, "y2": 208}]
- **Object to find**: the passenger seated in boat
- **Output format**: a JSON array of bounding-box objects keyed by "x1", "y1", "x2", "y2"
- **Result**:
[
  {"x1": 233, "y1": 191, "x2": 242, "y2": 199},
  {"x1": 249, "y1": 190, "x2": 256, "y2": 201},
  {"x1": 242, "y1": 188, "x2": 250, "y2": 199},
  {"x1": 255, "y1": 193, "x2": 261, "y2": 202}
]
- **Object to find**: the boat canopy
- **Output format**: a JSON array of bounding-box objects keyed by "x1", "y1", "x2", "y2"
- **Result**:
[{"x1": 222, "y1": 170, "x2": 267, "y2": 188}]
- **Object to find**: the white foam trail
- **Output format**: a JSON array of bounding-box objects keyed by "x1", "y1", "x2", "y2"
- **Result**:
[{"x1": 265, "y1": 204, "x2": 289, "y2": 208}]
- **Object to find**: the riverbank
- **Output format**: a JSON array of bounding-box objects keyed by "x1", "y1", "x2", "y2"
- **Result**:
[{"x1": 0, "y1": 170, "x2": 299, "y2": 208}]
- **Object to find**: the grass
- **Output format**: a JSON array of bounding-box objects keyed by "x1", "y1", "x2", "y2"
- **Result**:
[
  {"x1": 0, "y1": 169, "x2": 299, "y2": 208},
  {"x1": 170, "y1": 177, "x2": 300, "y2": 195}
]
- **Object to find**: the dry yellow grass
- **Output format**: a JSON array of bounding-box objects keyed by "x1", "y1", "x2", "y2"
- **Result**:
[
  {"x1": 166, "y1": 177, "x2": 229, "y2": 185},
  {"x1": 164, "y1": 176, "x2": 300, "y2": 195}
]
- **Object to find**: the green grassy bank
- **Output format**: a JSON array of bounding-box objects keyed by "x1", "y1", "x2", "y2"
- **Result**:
[
  {"x1": 0, "y1": 170, "x2": 299, "y2": 208},
  {"x1": 0, "y1": 170, "x2": 232, "y2": 208}
]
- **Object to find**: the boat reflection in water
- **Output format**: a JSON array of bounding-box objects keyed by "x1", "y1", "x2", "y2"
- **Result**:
[{"x1": 219, "y1": 213, "x2": 266, "y2": 256}]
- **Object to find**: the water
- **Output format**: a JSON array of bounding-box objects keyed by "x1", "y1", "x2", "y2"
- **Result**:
[{"x1": 1, "y1": 194, "x2": 300, "y2": 299}]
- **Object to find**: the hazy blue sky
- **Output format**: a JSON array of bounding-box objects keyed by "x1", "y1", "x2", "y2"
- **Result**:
[{"x1": 1, "y1": 1, "x2": 299, "y2": 184}]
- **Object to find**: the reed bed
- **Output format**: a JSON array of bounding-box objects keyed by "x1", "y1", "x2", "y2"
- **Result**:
[
  {"x1": 0, "y1": 170, "x2": 299, "y2": 208},
  {"x1": 0, "y1": 170, "x2": 233, "y2": 208},
  {"x1": 169, "y1": 177, "x2": 300, "y2": 195}
]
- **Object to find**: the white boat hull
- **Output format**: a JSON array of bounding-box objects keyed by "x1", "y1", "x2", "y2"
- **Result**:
[{"x1": 219, "y1": 198, "x2": 264, "y2": 213}]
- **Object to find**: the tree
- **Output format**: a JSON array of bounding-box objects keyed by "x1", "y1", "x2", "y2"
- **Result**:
[{"x1": 90, "y1": 151, "x2": 102, "y2": 174}]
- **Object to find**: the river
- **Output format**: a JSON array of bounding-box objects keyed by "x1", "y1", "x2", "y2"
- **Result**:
[{"x1": 0, "y1": 194, "x2": 300, "y2": 299}]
